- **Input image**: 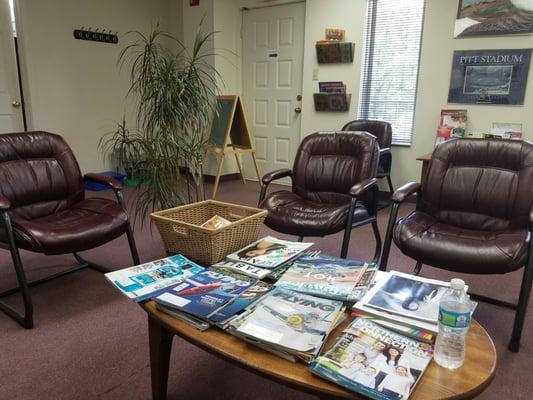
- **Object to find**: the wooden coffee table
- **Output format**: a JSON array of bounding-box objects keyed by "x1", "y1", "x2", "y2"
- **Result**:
[{"x1": 143, "y1": 301, "x2": 496, "y2": 400}]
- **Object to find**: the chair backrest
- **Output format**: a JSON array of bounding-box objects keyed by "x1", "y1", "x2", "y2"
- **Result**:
[
  {"x1": 421, "y1": 139, "x2": 533, "y2": 231},
  {"x1": 341, "y1": 119, "x2": 392, "y2": 149},
  {"x1": 0, "y1": 131, "x2": 84, "y2": 220},
  {"x1": 292, "y1": 131, "x2": 379, "y2": 204}
]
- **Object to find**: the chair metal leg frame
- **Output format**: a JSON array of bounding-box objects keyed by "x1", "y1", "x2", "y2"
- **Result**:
[
  {"x1": 413, "y1": 261, "x2": 422, "y2": 276},
  {"x1": 341, "y1": 189, "x2": 382, "y2": 263},
  {"x1": 509, "y1": 253, "x2": 533, "y2": 352},
  {"x1": 0, "y1": 211, "x2": 34, "y2": 328},
  {"x1": 0, "y1": 204, "x2": 140, "y2": 329},
  {"x1": 386, "y1": 174, "x2": 394, "y2": 195},
  {"x1": 379, "y1": 202, "x2": 400, "y2": 271}
]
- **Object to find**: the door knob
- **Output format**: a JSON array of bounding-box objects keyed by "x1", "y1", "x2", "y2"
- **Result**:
[
  {"x1": 12, "y1": 100, "x2": 21, "y2": 108},
  {"x1": 294, "y1": 107, "x2": 302, "y2": 114}
]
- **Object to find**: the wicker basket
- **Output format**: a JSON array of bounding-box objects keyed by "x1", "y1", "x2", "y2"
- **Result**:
[{"x1": 151, "y1": 200, "x2": 268, "y2": 266}]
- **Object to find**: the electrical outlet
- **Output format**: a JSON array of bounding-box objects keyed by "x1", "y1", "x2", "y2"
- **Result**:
[{"x1": 312, "y1": 68, "x2": 319, "y2": 81}]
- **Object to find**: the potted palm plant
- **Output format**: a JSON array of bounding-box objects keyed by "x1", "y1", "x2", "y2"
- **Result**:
[{"x1": 101, "y1": 24, "x2": 219, "y2": 222}]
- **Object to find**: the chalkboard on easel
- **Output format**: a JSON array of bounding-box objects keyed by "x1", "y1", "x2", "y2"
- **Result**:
[
  {"x1": 208, "y1": 95, "x2": 252, "y2": 150},
  {"x1": 205, "y1": 95, "x2": 261, "y2": 199}
]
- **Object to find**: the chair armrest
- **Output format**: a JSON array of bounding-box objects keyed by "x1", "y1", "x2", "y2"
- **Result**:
[
  {"x1": 84, "y1": 173, "x2": 123, "y2": 191},
  {"x1": 350, "y1": 178, "x2": 378, "y2": 198},
  {"x1": 262, "y1": 169, "x2": 292, "y2": 185},
  {"x1": 379, "y1": 147, "x2": 391, "y2": 156},
  {"x1": 0, "y1": 194, "x2": 11, "y2": 211},
  {"x1": 392, "y1": 182, "x2": 421, "y2": 203}
]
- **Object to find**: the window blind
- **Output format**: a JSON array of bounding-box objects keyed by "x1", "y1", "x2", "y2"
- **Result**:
[{"x1": 358, "y1": 0, "x2": 425, "y2": 146}]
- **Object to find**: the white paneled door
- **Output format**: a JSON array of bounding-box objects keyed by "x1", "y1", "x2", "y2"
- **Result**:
[
  {"x1": 0, "y1": 0, "x2": 23, "y2": 133},
  {"x1": 242, "y1": 2, "x2": 305, "y2": 184}
]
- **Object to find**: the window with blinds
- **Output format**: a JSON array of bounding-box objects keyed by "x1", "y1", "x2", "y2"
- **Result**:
[{"x1": 358, "y1": 0, "x2": 425, "y2": 146}]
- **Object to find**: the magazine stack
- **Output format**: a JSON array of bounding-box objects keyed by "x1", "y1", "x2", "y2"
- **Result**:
[
  {"x1": 104, "y1": 254, "x2": 205, "y2": 302},
  {"x1": 310, "y1": 317, "x2": 433, "y2": 400},
  {"x1": 228, "y1": 287, "x2": 345, "y2": 362},
  {"x1": 274, "y1": 254, "x2": 377, "y2": 302},
  {"x1": 153, "y1": 267, "x2": 258, "y2": 330},
  {"x1": 352, "y1": 271, "x2": 472, "y2": 342},
  {"x1": 219, "y1": 236, "x2": 314, "y2": 279}
]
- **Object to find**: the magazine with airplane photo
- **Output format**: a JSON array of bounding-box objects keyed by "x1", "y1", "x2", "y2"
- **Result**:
[
  {"x1": 310, "y1": 317, "x2": 433, "y2": 400},
  {"x1": 104, "y1": 254, "x2": 205, "y2": 302},
  {"x1": 232, "y1": 288, "x2": 344, "y2": 362},
  {"x1": 274, "y1": 255, "x2": 368, "y2": 301},
  {"x1": 226, "y1": 236, "x2": 314, "y2": 269},
  {"x1": 154, "y1": 267, "x2": 257, "y2": 319}
]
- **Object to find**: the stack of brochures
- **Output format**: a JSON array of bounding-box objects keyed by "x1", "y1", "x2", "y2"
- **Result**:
[
  {"x1": 274, "y1": 254, "x2": 377, "y2": 302},
  {"x1": 152, "y1": 267, "x2": 258, "y2": 330},
  {"x1": 222, "y1": 236, "x2": 314, "y2": 278},
  {"x1": 351, "y1": 271, "x2": 471, "y2": 341},
  {"x1": 104, "y1": 254, "x2": 205, "y2": 302},
  {"x1": 309, "y1": 317, "x2": 433, "y2": 400},
  {"x1": 228, "y1": 288, "x2": 345, "y2": 363}
]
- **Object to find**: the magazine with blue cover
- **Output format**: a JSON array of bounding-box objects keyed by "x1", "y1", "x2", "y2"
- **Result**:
[
  {"x1": 274, "y1": 255, "x2": 368, "y2": 301},
  {"x1": 104, "y1": 255, "x2": 205, "y2": 302},
  {"x1": 154, "y1": 267, "x2": 257, "y2": 319},
  {"x1": 309, "y1": 317, "x2": 433, "y2": 400},
  {"x1": 209, "y1": 281, "x2": 273, "y2": 325}
]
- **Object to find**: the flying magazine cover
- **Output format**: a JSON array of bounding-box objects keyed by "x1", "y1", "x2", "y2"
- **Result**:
[
  {"x1": 154, "y1": 267, "x2": 256, "y2": 319},
  {"x1": 233, "y1": 288, "x2": 343, "y2": 361},
  {"x1": 226, "y1": 236, "x2": 313, "y2": 269},
  {"x1": 104, "y1": 255, "x2": 205, "y2": 302},
  {"x1": 274, "y1": 255, "x2": 368, "y2": 301},
  {"x1": 310, "y1": 317, "x2": 433, "y2": 400}
]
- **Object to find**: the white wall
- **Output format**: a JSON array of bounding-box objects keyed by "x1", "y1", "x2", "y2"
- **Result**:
[
  {"x1": 15, "y1": 0, "x2": 177, "y2": 173},
  {"x1": 201, "y1": 0, "x2": 533, "y2": 187},
  {"x1": 300, "y1": 0, "x2": 366, "y2": 135},
  {"x1": 395, "y1": 0, "x2": 533, "y2": 186}
]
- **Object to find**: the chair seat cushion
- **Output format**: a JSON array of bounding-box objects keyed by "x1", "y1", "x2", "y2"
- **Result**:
[
  {"x1": 393, "y1": 211, "x2": 528, "y2": 274},
  {"x1": 260, "y1": 190, "x2": 369, "y2": 237},
  {"x1": 7, "y1": 198, "x2": 129, "y2": 255}
]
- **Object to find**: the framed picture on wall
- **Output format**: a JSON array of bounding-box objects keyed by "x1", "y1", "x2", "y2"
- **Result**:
[
  {"x1": 448, "y1": 49, "x2": 532, "y2": 105},
  {"x1": 454, "y1": 0, "x2": 533, "y2": 38}
]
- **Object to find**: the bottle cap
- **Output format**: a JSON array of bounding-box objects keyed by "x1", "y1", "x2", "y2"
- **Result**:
[{"x1": 450, "y1": 278, "x2": 465, "y2": 290}]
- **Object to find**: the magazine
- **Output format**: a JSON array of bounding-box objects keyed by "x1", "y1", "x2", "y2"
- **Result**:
[
  {"x1": 318, "y1": 81, "x2": 346, "y2": 93},
  {"x1": 435, "y1": 109, "x2": 467, "y2": 146},
  {"x1": 104, "y1": 255, "x2": 205, "y2": 302},
  {"x1": 212, "y1": 260, "x2": 272, "y2": 280},
  {"x1": 232, "y1": 288, "x2": 344, "y2": 362},
  {"x1": 226, "y1": 236, "x2": 313, "y2": 269},
  {"x1": 310, "y1": 318, "x2": 433, "y2": 400},
  {"x1": 351, "y1": 309, "x2": 436, "y2": 344},
  {"x1": 349, "y1": 265, "x2": 378, "y2": 302},
  {"x1": 362, "y1": 271, "x2": 453, "y2": 324},
  {"x1": 274, "y1": 255, "x2": 368, "y2": 301},
  {"x1": 155, "y1": 303, "x2": 210, "y2": 331},
  {"x1": 209, "y1": 281, "x2": 273, "y2": 326},
  {"x1": 154, "y1": 267, "x2": 257, "y2": 319}
]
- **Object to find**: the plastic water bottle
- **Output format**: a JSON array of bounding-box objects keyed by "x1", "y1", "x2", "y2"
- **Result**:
[{"x1": 434, "y1": 278, "x2": 472, "y2": 369}]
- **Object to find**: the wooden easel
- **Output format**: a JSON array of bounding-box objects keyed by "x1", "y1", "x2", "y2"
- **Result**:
[{"x1": 205, "y1": 95, "x2": 262, "y2": 198}]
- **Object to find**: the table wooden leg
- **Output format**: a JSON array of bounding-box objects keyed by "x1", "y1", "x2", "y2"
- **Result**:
[{"x1": 149, "y1": 315, "x2": 174, "y2": 400}]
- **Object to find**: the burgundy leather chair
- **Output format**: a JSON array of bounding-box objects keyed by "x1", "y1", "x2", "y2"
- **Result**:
[
  {"x1": 380, "y1": 139, "x2": 533, "y2": 352},
  {"x1": 342, "y1": 119, "x2": 393, "y2": 195},
  {"x1": 258, "y1": 132, "x2": 381, "y2": 261},
  {"x1": 0, "y1": 131, "x2": 139, "y2": 329}
]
